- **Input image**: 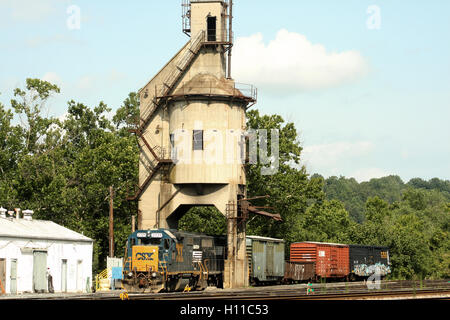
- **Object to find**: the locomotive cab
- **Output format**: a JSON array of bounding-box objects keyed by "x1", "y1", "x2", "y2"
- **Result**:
[
  {"x1": 122, "y1": 229, "x2": 226, "y2": 293},
  {"x1": 122, "y1": 229, "x2": 177, "y2": 292}
]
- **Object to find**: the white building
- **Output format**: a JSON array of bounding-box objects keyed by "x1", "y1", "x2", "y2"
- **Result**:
[{"x1": 0, "y1": 208, "x2": 93, "y2": 295}]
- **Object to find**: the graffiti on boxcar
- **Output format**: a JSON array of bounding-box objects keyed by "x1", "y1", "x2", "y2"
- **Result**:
[{"x1": 353, "y1": 262, "x2": 391, "y2": 277}]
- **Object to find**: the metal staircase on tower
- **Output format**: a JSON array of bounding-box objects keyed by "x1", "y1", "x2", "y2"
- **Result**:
[{"x1": 127, "y1": 31, "x2": 206, "y2": 201}]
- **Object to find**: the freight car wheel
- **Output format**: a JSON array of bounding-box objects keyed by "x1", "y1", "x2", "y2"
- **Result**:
[
  {"x1": 165, "y1": 277, "x2": 179, "y2": 292},
  {"x1": 150, "y1": 281, "x2": 165, "y2": 293}
]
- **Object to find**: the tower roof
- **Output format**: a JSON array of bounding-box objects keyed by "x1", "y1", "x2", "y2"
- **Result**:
[
  {"x1": 174, "y1": 74, "x2": 237, "y2": 96},
  {"x1": 169, "y1": 74, "x2": 256, "y2": 102}
]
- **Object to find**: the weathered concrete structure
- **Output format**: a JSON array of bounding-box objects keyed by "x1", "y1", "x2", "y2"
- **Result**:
[{"x1": 131, "y1": 0, "x2": 256, "y2": 288}]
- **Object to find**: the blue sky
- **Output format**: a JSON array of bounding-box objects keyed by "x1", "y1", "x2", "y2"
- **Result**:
[{"x1": 1, "y1": 0, "x2": 449, "y2": 182}]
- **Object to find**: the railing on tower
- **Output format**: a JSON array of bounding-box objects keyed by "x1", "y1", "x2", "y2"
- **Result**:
[
  {"x1": 182, "y1": 0, "x2": 191, "y2": 36},
  {"x1": 152, "y1": 81, "x2": 257, "y2": 103}
]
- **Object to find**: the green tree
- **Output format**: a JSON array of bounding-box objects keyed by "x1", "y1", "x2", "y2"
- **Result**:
[
  {"x1": 179, "y1": 207, "x2": 226, "y2": 235},
  {"x1": 0, "y1": 100, "x2": 22, "y2": 207},
  {"x1": 299, "y1": 200, "x2": 353, "y2": 243},
  {"x1": 10, "y1": 78, "x2": 60, "y2": 154},
  {"x1": 1, "y1": 80, "x2": 140, "y2": 272}
]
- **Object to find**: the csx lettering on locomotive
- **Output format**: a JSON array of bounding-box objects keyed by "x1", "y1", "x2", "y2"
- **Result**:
[{"x1": 136, "y1": 252, "x2": 154, "y2": 261}]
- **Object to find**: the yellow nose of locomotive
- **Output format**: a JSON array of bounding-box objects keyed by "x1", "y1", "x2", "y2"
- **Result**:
[{"x1": 132, "y1": 246, "x2": 159, "y2": 272}]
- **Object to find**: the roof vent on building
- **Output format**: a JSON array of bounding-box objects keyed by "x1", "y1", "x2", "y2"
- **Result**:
[
  {"x1": 0, "y1": 207, "x2": 6, "y2": 219},
  {"x1": 14, "y1": 208, "x2": 21, "y2": 219},
  {"x1": 23, "y1": 209, "x2": 34, "y2": 221}
]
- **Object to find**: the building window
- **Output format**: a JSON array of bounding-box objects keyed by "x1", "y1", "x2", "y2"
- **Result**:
[{"x1": 193, "y1": 130, "x2": 203, "y2": 150}]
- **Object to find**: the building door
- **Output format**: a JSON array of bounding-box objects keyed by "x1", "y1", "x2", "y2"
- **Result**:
[
  {"x1": 61, "y1": 259, "x2": 67, "y2": 292},
  {"x1": 207, "y1": 16, "x2": 217, "y2": 41},
  {"x1": 0, "y1": 258, "x2": 6, "y2": 293},
  {"x1": 33, "y1": 251, "x2": 47, "y2": 293},
  {"x1": 76, "y1": 260, "x2": 83, "y2": 292},
  {"x1": 10, "y1": 259, "x2": 17, "y2": 294}
]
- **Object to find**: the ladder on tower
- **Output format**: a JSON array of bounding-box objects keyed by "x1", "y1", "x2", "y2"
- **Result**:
[
  {"x1": 128, "y1": 31, "x2": 206, "y2": 201},
  {"x1": 138, "y1": 30, "x2": 205, "y2": 134}
]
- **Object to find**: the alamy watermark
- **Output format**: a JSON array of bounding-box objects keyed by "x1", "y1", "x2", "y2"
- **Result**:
[
  {"x1": 366, "y1": 266, "x2": 382, "y2": 289},
  {"x1": 67, "y1": 5, "x2": 81, "y2": 30},
  {"x1": 167, "y1": 127, "x2": 279, "y2": 176},
  {"x1": 367, "y1": 5, "x2": 381, "y2": 30}
]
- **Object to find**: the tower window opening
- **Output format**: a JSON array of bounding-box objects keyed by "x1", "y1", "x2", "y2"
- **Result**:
[
  {"x1": 193, "y1": 130, "x2": 204, "y2": 150},
  {"x1": 207, "y1": 16, "x2": 217, "y2": 41}
]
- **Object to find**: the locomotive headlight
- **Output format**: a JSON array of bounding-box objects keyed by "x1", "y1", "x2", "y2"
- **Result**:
[
  {"x1": 151, "y1": 272, "x2": 157, "y2": 278},
  {"x1": 127, "y1": 272, "x2": 133, "y2": 278}
]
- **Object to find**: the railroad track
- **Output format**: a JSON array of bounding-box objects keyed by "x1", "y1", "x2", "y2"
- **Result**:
[
  {"x1": 122, "y1": 291, "x2": 450, "y2": 301},
  {"x1": 120, "y1": 279, "x2": 450, "y2": 301},
  {"x1": 4, "y1": 279, "x2": 448, "y2": 301},
  {"x1": 125, "y1": 287, "x2": 450, "y2": 301}
]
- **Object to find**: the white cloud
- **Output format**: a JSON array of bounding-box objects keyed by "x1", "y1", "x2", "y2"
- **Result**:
[
  {"x1": 74, "y1": 69, "x2": 127, "y2": 92},
  {"x1": 42, "y1": 72, "x2": 63, "y2": 87},
  {"x1": 233, "y1": 29, "x2": 369, "y2": 91},
  {"x1": 349, "y1": 167, "x2": 391, "y2": 182},
  {"x1": 302, "y1": 141, "x2": 374, "y2": 169},
  {"x1": 25, "y1": 34, "x2": 84, "y2": 48},
  {"x1": 0, "y1": 0, "x2": 62, "y2": 22},
  {"x1": 300, "y1": 141, "x2": 392, "y2": 181},
  {"x1": 57, "y1": 112, "x2": 69, "y2": 122},
  {"x1": 75, "y1": 75, "x2": 95, "y2": 91}
]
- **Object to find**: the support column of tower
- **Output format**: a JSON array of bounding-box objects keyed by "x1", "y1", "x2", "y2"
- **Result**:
[{"x1": 224, "y1": 200, "x2": 248, "y2": 289}]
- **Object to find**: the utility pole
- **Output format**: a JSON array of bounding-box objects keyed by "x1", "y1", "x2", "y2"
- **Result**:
[
  {"x1": 131, "y1": 215, "x2": 136, "y2": 233},
  {"x1": 109, "y1": 186, "x2": 114, "y2": 258}
]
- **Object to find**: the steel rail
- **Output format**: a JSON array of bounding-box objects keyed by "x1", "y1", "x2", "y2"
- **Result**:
[
  {"x1": 124, "y1": 288, "x2": 450, "y2": 301},
  {"x1": 5, "y1": 280, "x2": 449, "y2": 301}
]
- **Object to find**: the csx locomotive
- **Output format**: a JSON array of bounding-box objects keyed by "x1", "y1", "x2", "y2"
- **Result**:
[{"x1": 122, "y1": 228, "x2": 226, "y2": 292}]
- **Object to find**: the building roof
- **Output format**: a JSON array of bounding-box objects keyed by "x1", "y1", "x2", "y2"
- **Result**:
[
  {"x1": 246, "y1": 235, "x2": 284, "y2": 242},
  {"x1": 293, "y1": 241, "x2": 348, "y2": 247},
  {"x1": 0, "y1": 218, "x2": 93, "y2": 242}
]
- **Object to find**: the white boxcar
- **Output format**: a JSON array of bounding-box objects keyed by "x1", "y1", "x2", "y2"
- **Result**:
[{"x1": 246, "y1": 235, "x2": 285, "y2": 284}]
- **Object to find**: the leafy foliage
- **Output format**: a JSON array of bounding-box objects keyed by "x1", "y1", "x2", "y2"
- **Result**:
[
  {"x1": 0, "y1": 79, "x2": 138, "y2": 272},
  {"x1": 1, "y1": 78, "x2": 448, "y2": 279}
]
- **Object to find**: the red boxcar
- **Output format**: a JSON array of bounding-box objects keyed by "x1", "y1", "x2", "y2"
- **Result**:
[{"x1": 290, "y1": 242, "x2": 350, "y2": 279}]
